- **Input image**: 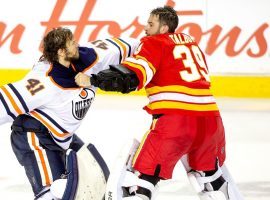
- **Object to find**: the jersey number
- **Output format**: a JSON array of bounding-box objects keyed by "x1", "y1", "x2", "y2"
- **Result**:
[
  {"x1": 91, "y1": 40, "x2": 108, "y2": 50},
  {"x1": 26, "y1": 79, "x2": 44, "y2": 95},
  {"x1": 173, "y1": 45, "x2": 210, "y2": 82}
]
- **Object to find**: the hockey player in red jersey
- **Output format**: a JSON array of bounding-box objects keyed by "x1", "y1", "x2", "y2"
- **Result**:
[
  {"x1": 0, "y1": 27, "x2": 139, "y2": 199},
  {"x1": 76, "y1": 6, "x2": 244, "y2": 200}
]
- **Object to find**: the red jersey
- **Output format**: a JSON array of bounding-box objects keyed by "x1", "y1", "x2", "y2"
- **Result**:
[{"x1": 122, "y1": 33, "x2": 220, "y2": 116}]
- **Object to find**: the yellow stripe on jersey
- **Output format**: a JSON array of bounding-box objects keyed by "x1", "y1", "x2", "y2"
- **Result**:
[
  {"x1": 132, "y1": 129, "x2": 151, "y2": 166},
  {"x1": 112, "y1": 38, "x2": 127, "y2": 61},
  {"x1": 146, "y1": 85, "x2": 212, "y2": 96},
  {"x1": 122, "y1": 61, "x2": 147, "y2": 86},
  {"x1": 135, "y1": 55, "x2": 156, "y2": 75},
  {"x1": 146, "y1": 100, "x2": 219, "y2": 111},
  {"x1": 132, "y1": 117, "x2": 159, "y2": 167},
  {"x1": 1, "y1": 86, "x2": 23, "y2": 115}
]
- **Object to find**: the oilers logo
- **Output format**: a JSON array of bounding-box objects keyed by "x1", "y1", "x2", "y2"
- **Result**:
[{"x1": 72, "y1": 88, "x2": 95, "y2": 120}]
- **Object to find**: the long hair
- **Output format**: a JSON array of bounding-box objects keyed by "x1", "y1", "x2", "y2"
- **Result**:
[{"x1": 41, "y1": 27, "x2": 73, "y2": 63}]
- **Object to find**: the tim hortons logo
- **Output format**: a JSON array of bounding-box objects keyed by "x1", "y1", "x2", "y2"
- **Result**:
[{"x1": 0, "y1": 0, "x2": 268, "y2": 57}]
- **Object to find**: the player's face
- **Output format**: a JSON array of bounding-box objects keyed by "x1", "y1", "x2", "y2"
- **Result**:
[
  {"x1": 144, "y1": 14, "x2": 163, "y2": 36},
  {"x1": 65, "y1": 38, "x2": 79, "y2": 61}
]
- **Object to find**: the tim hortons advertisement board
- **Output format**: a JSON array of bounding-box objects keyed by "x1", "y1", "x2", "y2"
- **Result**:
[{"x1": 0, "y1": 0, "x2": 269, "y2": 74}]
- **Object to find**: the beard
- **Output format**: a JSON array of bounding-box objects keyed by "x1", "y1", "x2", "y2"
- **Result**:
[
  {"x1": 65, "y1": 49, "x2": 79, "y2": 62},
  {"x1": 145, "y1": 29, "x2": 160, "y2": 36}
]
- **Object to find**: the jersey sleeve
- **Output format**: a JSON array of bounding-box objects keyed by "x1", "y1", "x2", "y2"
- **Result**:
[
  {"x1": 121, "y1": 37, "x2": 162, "y2": 90},
  {"x1": 82, "y1": 37, "x2": 140, "y2": 76},
  {"x1": 0, "y1": 70, "x2": 57, "y2": 125}
]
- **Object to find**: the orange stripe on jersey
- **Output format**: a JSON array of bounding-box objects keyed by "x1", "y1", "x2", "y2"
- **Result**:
[
  {"x1": 1, "y1": 86, "x2": 23, "y2": 115},
  {"x1": 122, "y1": 61, "x2": 147, "y2": 86},
  {"x1": 30, "y1": 111, "x2": 70, "y2": 138},
  {"x1": 30, "y1": 132, "x2": 51, "y2": 185},
  {"x1": 71, "y1": 64, "x2": 77, "y2": 72},
  {"x1": 82, "y1": 51, "x2": 99, "y2": 73},
  {"x1": 146, "y1": 85, "x2": 212, "y2": 96},
  {"x1": 46, "y1": 64, "x2": 53, "y2": 77},
  {"x1": 135, "y1": 55, "x2": 156, "y2": 74},
  {"x1": 146, "y1": 100, "x2": 219, "y2": 111},
  {"x1": 112, "y1": 38, "x2": 127, "y2": 61}
]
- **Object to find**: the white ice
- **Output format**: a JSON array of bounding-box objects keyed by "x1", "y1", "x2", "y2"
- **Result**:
[{"x1": 0, "y1": 95, "x2": 270, "y2": 199}]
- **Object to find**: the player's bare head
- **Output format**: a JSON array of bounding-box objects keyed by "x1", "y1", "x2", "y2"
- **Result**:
[
  {"x1": 42, "y1": 27, "x2": 74, "y2": 63},
  {"x1": 150, "y1": 6, "x2": 178, "y2": 33}
]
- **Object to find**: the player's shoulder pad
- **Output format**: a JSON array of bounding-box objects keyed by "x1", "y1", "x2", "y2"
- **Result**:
[
  {"x1": 72, "y1": 47, "x2": 98, "y2": 72},
  {"x1": 140, "y1": 35, "x2": 163, "y2": 48},
  {"x1": 118, "y1": 37, "x2": 140, "y2": 47},
  {"x1": 32, "y1": 60, "x2": 51, "y2": 75},
  {"x1": 25, "y1": 67, "x2": 60, "y2": 94}
]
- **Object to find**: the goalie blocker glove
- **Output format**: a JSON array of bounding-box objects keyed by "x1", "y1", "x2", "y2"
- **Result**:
[{"x1": 90, "y1": 64, "x2": 139, "y2": 93}]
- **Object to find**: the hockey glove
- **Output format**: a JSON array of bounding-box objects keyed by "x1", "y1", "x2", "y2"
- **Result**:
[
  {"x1": 90, "y1": 69, "x2": 125, "y2": 92},
  {"x1": 90, "y1": 64, "x2": 139, "y2": 93}
]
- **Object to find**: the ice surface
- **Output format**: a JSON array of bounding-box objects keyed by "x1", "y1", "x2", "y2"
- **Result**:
[{"x1": 0, "y1": 95, "x2": 269, "y2": 199}]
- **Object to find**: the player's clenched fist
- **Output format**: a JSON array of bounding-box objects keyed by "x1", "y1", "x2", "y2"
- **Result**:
[{"x1": 75, "y1": 72, "x2": 91, "y2": 87}]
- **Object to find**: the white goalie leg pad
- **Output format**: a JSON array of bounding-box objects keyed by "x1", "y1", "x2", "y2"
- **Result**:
[
  {"x1": 35, "y1": 186, "x2": 59, "y2": 200},
  {"x1": 123, "y1": 171, "x2": 157, "y2": 200},
  {"x1": 50, "y1": 179, "x2": 68, "y2": 199},
  {"x1": 105, "y1": 139, "x2": 140, "y2": 200},
  {"x1": 52, "y1": 143, "x2": 109, "y2": 200},
  {"x1": 75, "y1": 143, "x2": 110, "y2": 199},
  {"x1": 221, "y1": 165, "x2": 245, "y2": 200},
  {"x1": 188, "y1": 165, "x2": 223, "y2": 192},
  {"x1": 198, "y1": 191, "x2": 228, "y2": 200},
  {"x1": 181, "y1": 157, "x2": 244, "y2": 200},
  {"x1": 188, "y1": 170, "x2": 228, "y2": 200}
]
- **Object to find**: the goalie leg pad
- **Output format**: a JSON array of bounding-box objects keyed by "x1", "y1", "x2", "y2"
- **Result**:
[
  {"x1": 75, "y1": 143, "x2": 109, "y2": 199},
  {"x1": 188, "y1": 169, "x2": 228, "y2": 200},
  {"x1": 181, "y1": 157, "x2": 244, "y2": 200},
  {"x1": 62, "y1": 150, "x2": 78, "y2": 200},
  {"x1": 58, "y1": 143, "x2": 109, "y2": 200},
  {"x1": 124, "y1": 171, "x2": 158, "y2": 200},
  {"x1": 105, "y1": 139, "x2": 160, "y2": 200},
  {"x1": 105, "y1": 139, "x2": 140, "y2": 200},
  {"x1": 187, "y1": 165, "x2": 244, "y2": 200},
  {"x1": 220, "y1": 165, "x2": 245, "y2": 200}
]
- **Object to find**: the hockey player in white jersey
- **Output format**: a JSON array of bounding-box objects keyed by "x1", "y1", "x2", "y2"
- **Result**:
[{"x1": 0, "y1": 27, "x2": 139, "y2": 199}]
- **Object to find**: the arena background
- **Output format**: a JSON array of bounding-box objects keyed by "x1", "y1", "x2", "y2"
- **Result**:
[
  {"x1": 0, "y1": 1, "x2": 270, "y2": 199},
  {"x1": 0, "y1": 0, "x2": 269, "y2": 97}
]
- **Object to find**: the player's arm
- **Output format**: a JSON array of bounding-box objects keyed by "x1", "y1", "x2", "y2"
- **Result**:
[
  {"x1": 0, "y1": 80, "x2": 34, "y2": 124},
  {"x1": 0, "y1": 91, "x2": 14, "y2": 124},
  {"x1": 82, "y1": 37, "x2": 140, "y2": 77},
  {"x1": 90, "y1": 64, "x2": 139, "y2": 94},
  {"x1": 0, "y1": 73, "x2": 54, "y2": 125}
]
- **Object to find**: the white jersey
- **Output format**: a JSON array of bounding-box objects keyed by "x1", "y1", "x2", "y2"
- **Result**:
[{"x1": 0, "y1": 38, "x2": 139, "y2": 149}]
